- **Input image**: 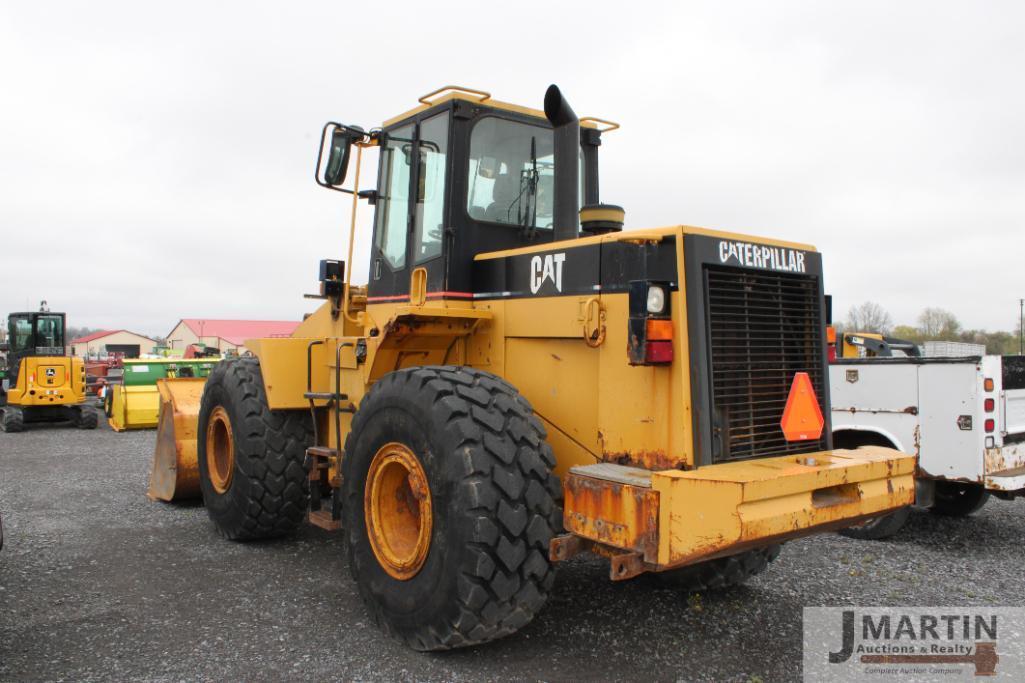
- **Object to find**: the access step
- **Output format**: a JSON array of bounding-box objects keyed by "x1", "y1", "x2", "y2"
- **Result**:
[{"x1": 307, "y1": 509, "x2": 341, "y2": 531}]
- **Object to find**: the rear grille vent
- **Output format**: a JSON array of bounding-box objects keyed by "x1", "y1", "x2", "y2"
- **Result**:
[{"x1": 704, "y1": 265, "x2": 828, "y2": 462}]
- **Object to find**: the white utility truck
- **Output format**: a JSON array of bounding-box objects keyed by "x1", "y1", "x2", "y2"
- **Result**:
[{"x1": 830, "y1": 355, "x2": 1025, "y2": 538}]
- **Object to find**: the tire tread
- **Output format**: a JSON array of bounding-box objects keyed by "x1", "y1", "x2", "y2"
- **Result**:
[{"x1": 344, "y1": 365, "x2": 561, "y2": 651}]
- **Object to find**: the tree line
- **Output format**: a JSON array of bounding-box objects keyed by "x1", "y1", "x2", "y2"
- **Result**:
[{"x1": 841, "y1": 302, "x2": 1023, "y2": 355}]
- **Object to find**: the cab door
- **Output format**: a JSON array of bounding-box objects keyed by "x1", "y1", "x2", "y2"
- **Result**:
[{"x1": 367, "y1": 112, "x2": 450, "y2": 305}]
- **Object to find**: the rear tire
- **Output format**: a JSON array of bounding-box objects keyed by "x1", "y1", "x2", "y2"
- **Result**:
[
  {"x1": 832, "y1": 431, "x2": 910, "y2": 539},
  {"x1": 1, "y1": 406, "x2": 25, "y2": 433},
  {"x1": 654, "y1": 545, "x2": 782, "y2": 591},
  {"x1": 197, "y1": 358, "x2": 313, "y2": 540},
  {"x1": 930, "y1": 482, "x2": 989, "y2": 517},
  {"x1": 839, "y1": 506, "x2": 910, "y2": 540},
  {"x1": 343, "y1": 366, "x2": 561, "y2": 651},
  {"x1": 75, "y1": 406, "x2": 98, "y2": 430}
]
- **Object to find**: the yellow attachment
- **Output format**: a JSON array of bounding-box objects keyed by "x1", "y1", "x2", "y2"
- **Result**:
[
  {"x1": 364, "y1": 442, "x2": 433, "y2": 580},
  {"x1": 108, "y1": 384, "x2": 161, "y2": 431},
  {"x1": 148, "y1": 378, "x2": 206, "y2": 502},
  {"x1": 562, "y1": 446, "x2": 916, "y2": 570}
]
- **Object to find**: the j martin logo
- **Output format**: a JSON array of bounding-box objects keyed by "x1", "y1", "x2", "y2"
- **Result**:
[
  {"x1": 804, "y1": 607, "x2": 1025, "y2": 681},
  {"x1": 530, "y1": 252, "x2": 566, "y2": 294}
]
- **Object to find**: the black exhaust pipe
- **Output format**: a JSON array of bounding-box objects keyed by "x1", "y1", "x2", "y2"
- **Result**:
[{"x1": 544, "y1": 84, "x2": 579, "y2": 242}]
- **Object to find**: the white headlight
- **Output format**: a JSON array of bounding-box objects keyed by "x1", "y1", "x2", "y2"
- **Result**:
[{"x1": 646, "y1": 285, "x2": 666, "y2": 314}]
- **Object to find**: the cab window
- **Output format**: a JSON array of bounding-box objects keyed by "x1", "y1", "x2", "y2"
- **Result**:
[
  {"x1": 36, "y1": 315, "x2": 64, "y2": 349},
  {"x1": 413, "y1": 113, "x2": 449, "y2": 263},
  {"x1": 466, "y1": 117, "x2": 555, "y2": 230},
  {"x1": 375, "y1": 123, "x2": 414, "y2": 270},
  {"x1": 11, "y1": 317, "x2": 32, "y2": 352}
]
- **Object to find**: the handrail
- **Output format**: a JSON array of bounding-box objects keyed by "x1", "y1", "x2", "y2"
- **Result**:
[
  {"x1": 579, "y1": 116, "x2": 620, "y2": 133},
  {"x1": 306, "y1": 340, "x2": 325, "y2": 446},
  {"x1": 334, "y1": 342, "x2": 354, "y2": 457},
  {"x1": 341, "y1": 145, "x2": 363, "y2": 325},
  {"x1": 418, "y1": 85, "x2": 491, "y2": 105}
]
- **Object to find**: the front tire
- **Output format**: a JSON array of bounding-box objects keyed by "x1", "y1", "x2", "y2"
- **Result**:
[
  {"x1": 343, "y1": 366, "x2": 561, "y2": 651},
  {"x1": 654, "y1": 545, "x2": 782, "y2": 591},
  {"x1": 930, "y1": 482, "x2": 989, "y2": 517},
  {"x1": 197, "y1": 358, "x2": 313, "y2": 540},
  {"x1": 839, "y1": 507, "x2": 910, "y2": 540}
]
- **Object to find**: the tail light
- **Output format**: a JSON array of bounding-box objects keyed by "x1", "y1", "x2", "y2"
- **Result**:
[
  {"x1": 985, "y1": 398, "x2": 995, "y2": 412},
  {"x1": 985, "y1": 418, "x2": 995, "y2": 433},
  {"x1": 628, "y1": 281, "x2": 673, "y2": 365},
  {"x1": 984, "y1": 378, "x2": 994, "y2": 392}
]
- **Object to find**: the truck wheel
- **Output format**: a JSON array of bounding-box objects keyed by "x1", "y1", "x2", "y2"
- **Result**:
[
  {"x1": 0, "y1": 406, "x2": 25, "y2": 433},
  {"x1": 197, "y1": 358, "x2": 313, "y2": 540},
  {"x1": 839, "y1": 507, "x2": 910, "y2": 540},
  {"x1": 930, "y1": 482, "x2": 989, "y2": 517},
  {"x1": 654, "y1": 545, "x2": 782, "y2": 591},
  {"x1": 343, "y1": 366, "x2": 561, "y2": 651},
  {"x1": 75, "y1": 406, "x2": 98, "y2": 430}
]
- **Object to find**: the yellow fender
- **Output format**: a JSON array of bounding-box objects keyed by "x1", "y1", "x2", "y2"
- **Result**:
[{"x1": 147, "y1": 378, "x2": 207, "y2": 502}]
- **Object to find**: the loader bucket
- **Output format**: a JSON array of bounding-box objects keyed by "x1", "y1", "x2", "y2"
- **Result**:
[{"x1": 147, "y1": 378, "x2": 207, "y2": 502}]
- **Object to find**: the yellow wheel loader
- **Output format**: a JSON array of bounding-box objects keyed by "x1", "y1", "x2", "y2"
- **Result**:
[
  {"x1": 1, "y1": 309, "x2": 96, "y2": 432},
  {"x1": 153, "y1": 85, "x2": 915, "y2": 650}
]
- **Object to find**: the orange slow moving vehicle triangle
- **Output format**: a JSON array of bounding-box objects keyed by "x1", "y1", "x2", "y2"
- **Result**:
[{"x1": 780, "y1": 371, "x2": 824, "y2": 441}]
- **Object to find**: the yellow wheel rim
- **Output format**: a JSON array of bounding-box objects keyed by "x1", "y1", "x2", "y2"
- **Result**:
[
  {"x1": 206, "y1": 406, "x2": 235, "y2": 494},
  {"x1": 365, "y1": 442, "x2": 433, "y2": 580}
]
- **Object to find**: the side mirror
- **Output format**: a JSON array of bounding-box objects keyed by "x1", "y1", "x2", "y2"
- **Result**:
[{"x1": 316, "y1": 123, "x2": 366, "y2": 190}]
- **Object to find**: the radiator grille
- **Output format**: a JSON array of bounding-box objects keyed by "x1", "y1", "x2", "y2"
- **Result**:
[{"x1": 704, "y1": 265, "x2": 828, "y2": 462}]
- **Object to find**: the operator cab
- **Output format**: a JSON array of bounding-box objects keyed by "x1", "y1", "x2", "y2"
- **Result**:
[
  {"x1": 316, "y1": 86, "x2": 620, "y2": 304},
  {"x1": 4, "y1": 311, "x2": 66, "y2": 389}
]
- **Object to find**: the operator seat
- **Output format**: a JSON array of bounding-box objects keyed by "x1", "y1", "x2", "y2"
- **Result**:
[{"x1": 483, "y1": 173, "x2": 522, "y2": 224}]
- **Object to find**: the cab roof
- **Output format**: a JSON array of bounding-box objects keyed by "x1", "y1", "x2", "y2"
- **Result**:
[{"x1": 382, "y1": 85, "x2": 620, "y2": 132}]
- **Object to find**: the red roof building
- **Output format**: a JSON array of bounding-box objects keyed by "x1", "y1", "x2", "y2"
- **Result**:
[
  {"x1": 165, "y1": 318, "x2": 300, "y2": 353},
  {"x1": 70, "y1": 330, "x2": 159, "y2": 358}
]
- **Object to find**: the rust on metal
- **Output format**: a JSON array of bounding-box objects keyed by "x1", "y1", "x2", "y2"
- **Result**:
[
  {"x1": 834, "y1": 406, "x2": 919, "y2": 415},
  {"x1": 562, "y1": 472, "x2": 659, "y2": 561},
  {"x1": 609, "y1": 551, "x2": 647, "y2": 581},
  {"x1": 984, "y1": 448, "x2": 1008, "y2": 474},
  {"x1": 605, "y1": 449, "x2": 684, "y2": 472},
  {"x1": 548, "y1": 534, "x2": 586, "y2": 562},
  {"x1": 549, "y1": 534, "x2": 658, "y2": 580},
  {"x1": 364, "y1": 442, "x2": 433, "y2": 581}
]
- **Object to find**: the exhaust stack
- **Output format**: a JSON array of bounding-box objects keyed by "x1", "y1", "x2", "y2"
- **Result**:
[{"x1": 544, "y1": 85, "x2": 580, "y2": 242}]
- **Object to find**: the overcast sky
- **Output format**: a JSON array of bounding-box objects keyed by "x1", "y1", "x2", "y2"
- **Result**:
[{"x1": 2, "y1": 1, "x2": 1022, "y2": 338}]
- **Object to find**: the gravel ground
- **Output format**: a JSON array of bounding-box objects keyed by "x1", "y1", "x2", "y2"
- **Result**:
[{"x1": 2, "y1": 414, "x2": 1024, "y2": 682}]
